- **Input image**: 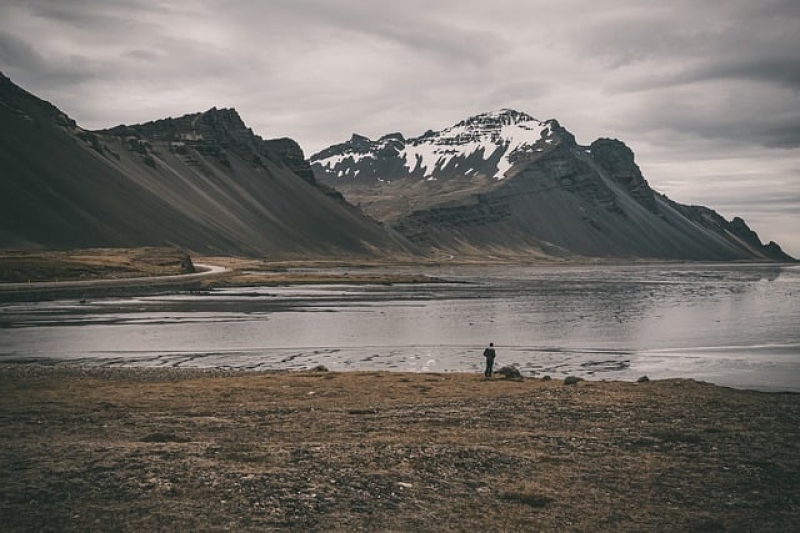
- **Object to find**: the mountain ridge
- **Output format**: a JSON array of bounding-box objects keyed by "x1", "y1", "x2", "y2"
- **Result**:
[
  {"x1": 0, "y1": 73, "x2": 413, "y2": 258},
  {"x1": 1, "y1": 72, "x2": 792, "y2": 263},
  {"x1": 312, "y1": 109, "x2": 565, "y2": 184},
  {"x1": 311, "y1": 109, "x2": 793, "y2": 262}
]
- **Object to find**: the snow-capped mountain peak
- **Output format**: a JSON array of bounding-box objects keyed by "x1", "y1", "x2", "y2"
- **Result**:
[{"x1": 310, "y1": 109, "x2": 560, "y2": 183}]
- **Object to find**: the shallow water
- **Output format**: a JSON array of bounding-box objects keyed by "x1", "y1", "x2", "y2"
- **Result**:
[{"x1": 2, "y1": 263, "x2": 799, "y2": 391}]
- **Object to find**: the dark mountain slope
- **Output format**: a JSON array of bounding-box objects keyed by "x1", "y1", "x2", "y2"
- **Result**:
[
  {"x1": 311, "y1": 110, "x2": 793, "y2": 261},
  {"x1": 0, "y1": 73, "x2": 412, "y2": 257}
]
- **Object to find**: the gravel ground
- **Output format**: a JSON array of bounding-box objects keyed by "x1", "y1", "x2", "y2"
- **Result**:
[{"x1": 1, "y1": 364, "x2": 799, "y2": 532}]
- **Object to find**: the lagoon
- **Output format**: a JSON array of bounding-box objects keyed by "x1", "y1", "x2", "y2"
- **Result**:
[{"x1": 2, "y1": 263, "x2": 799, "y2": 391}]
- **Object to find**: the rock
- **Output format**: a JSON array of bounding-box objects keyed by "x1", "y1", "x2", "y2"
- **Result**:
[
  {"x1": 142, "y1": 432, "x2": 190, "y2": 443},
  {"x1": 311, "y1": 364, "x2": 329, "y2": 372},
  {"x1": 496, "y1": 366, "x2": 523, "y2": 380},
  {"x1": 541, "y1": 375, "x2": 552, "y2": 382},
  {"x1": 637, "y1": 375, "x2": 650, "y2": 383},
  {"x1": 564, "y1": 376, "x2": 582, "y2": 386},
  {"x1": 179, "y1": 253, "x2": 195, "y2": 274}
]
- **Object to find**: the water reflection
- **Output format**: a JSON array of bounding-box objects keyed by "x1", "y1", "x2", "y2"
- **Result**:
[{"x1": 1, "y1": 264, "x2": 798, "y2": 391}]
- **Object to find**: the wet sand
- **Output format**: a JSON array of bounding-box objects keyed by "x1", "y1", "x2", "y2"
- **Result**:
[{"x1": 1, "y1": 365, "x2": 798, "y2": 532}]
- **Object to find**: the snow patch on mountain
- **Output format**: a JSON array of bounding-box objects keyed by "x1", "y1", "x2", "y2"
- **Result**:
[{"x1": 311, "y1": 109, "x2": 552, "y2": 181}]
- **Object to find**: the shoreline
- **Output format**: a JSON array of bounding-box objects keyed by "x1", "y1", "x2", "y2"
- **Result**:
[
  {"x1": 1, "y1": 365, "x2": 798, "y2": 531},
  {"x1": 5, "y1": 330, "x2": 800, "y2": 394},
  {"x1": 3, "y1": 359, "x2": 800, "y2": 392},
  {"x1": 2, "y1": 249, "x2": 796, "y2": 303}
]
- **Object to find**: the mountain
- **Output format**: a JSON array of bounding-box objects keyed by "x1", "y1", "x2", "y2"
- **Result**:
[
  {"x1": 312, "y1": 109, "x2": 556, "y2": 184},
  {"x1": 311, "y1": 109, "x2": 793, "y2": 261},
  {"x1": 0, "y1": 73, "x2": 412, "y2": 258}
]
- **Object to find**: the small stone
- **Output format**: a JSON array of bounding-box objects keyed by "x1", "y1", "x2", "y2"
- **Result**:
[
  {"x1": 564, "y1": 376, "x2": 582, "y2": 386},
  {"x1": 637, "y1": 375, "x2": 650, "y2": 383},
  {"x1": 541, "y1": 375, "x2": 552, "y2": 382},
  {"x1": 398, "y1": 482, "x2": 413, "y2": 489}
]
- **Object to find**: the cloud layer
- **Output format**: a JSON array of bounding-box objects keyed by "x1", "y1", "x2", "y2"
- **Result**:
[{"x1": 2, "y1": 0, "x2": 798, "y2": 255}]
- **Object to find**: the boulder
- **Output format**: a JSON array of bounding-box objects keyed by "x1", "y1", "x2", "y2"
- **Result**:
[
  {"x1": 496, "y1": 366, "x2": 523, "y2": 380},
  {"x1": 564, "y1": 376, "x2": 582, "y2": 386}
]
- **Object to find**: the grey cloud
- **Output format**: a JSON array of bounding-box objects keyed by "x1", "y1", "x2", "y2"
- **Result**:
[
  {"x1": 621, "y1": 82, "x2": 800, "y2": 150},
  {"x1": 0, "y1": 31, "x2": 98, "y2": 87},
  {"x1": 229, "y1": 0, "x2": 504, "y2": 66},
  {"x1": 22, "y1": 1, "x2": 134, "y2": 29},
  {"x1": 0, "y1": 32, "x2": 43, "y2": 72},
  {"x1": 20, "y1": 0, "x2": 180, "y2": 27},
  {"x1": 684, "y1": 57, "x2": 800, "y2": 92},
  {"x1": 621, "y1": 55, "x2": 800, "y2": 96},
  {"x1": 574, "y1": 0, "x2": 800, "y2": 94}
]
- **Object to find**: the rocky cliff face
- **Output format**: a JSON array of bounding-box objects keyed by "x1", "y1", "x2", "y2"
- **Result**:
[
  {"x1": 0, "y1": 74, "x2": 412, "y2": 257},
  {"x1": 588, "y1": 138, "x2": 660, "y2": 214},
  {"x1": 312, "y1": 109, "x2": 793, "y2": 261},
  {"x1": 102, "y1": 108, "x2": 319, "y2": 183},
  {"x1": 657, "y1": 198, "x2": 794, "y2": 261}
]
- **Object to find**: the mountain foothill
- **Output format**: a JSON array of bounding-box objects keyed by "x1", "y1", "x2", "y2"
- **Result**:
[{"x1": 0, "y1": 73, "x2": 793, "y2": 262}]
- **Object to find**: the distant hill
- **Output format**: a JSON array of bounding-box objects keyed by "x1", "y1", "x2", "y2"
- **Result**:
[
  {"x1": 0, "y1": 73, "x2": 413, "y2": 258},
  {"x1": 311, "y1": 110, "x2": 794, "y2": 261}
]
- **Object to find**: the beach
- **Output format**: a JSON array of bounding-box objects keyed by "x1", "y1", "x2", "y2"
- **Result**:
[{"x1": 1, "y1": 365, "x2": 798, "y2": 532}]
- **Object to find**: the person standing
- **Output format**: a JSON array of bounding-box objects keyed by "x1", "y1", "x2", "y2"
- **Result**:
[{"x1": 483, "y1": 342, "x2": 496, "y2": 378}]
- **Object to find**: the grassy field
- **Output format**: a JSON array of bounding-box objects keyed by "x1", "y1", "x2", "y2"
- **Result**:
[
  {"x1": 1, "y1": 366, "x2": 798, "y2": 532},
  {"x1": 0, "y1": 248, "x2": 450, "y2": 293},
  {"x1": 0, "y1": 247, "x2": 195, "y2": 283}
]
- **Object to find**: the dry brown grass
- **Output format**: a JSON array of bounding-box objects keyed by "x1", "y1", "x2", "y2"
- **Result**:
[
  {"x1": 190, "y1": 255, "x2": 455, "y2": 288},
  {"x1": 0, "y1": 247, "x2": 193, "y2": 283},
  {"x1": 204, "y1": 271, "x2": 447, "y2": 288},
  {"x1": 1, "y1": 367, "x2": 798, "y2": 532}
]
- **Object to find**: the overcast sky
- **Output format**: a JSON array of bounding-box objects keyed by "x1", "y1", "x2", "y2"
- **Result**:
[{"x1": 2, "y1": 0, "x2": 798, "y2": 256}]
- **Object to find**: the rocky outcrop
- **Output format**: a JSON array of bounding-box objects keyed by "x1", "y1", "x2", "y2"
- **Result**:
[
  {"x1": 102, "y1": 108, "x2": 322, "y2": 185},
  {"x1": 263, "y1": 137, "x2": 317, "y2": 185},
  {"x1": 588, "y1": 138, "x2": 659, "y2": 214},
  {"x1": 729, "y1": 216, "x2": 763, "y2": 249},
  {"x1": 729, "y1": 219, "x2": 795, "y2": 261},
  {"x1": 535, "y1": 144, "x2": 625, "y2": 216},
  {"x1": 395, "y1": 197, "x2": 512, "y2": 245},
  {"x1": 762, "y1": 241, "x2": 793, "y2": 261},
  {"x1": 659, "y1": 197, "x2": 793, "y2": 261}
]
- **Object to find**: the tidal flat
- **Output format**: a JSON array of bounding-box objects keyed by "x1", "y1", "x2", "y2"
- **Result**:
[{"x1": 4, "y1": 262, "x2": 799, "y2": 391}]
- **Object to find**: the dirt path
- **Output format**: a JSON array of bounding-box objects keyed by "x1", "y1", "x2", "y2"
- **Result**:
[
  {"x1": 1, "y1": 366, "x2": 798, "y2": 532},
  {"x1": 0, "y1": 262, "x2": 225, "y2": 291},
  {"x1": 0, "y1": 263, "x2": 227, "y2": 301}
]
